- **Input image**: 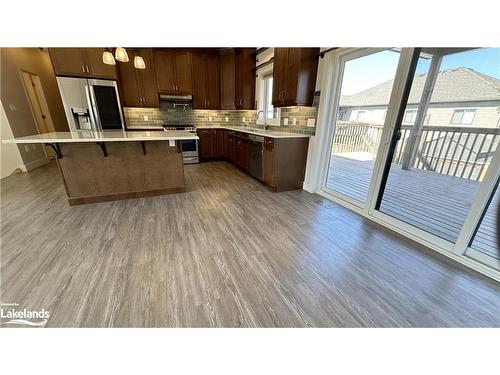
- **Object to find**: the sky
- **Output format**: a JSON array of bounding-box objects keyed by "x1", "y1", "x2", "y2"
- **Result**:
[{"x1": 341, "y1": 48, "x2": 500, "y2": 96}]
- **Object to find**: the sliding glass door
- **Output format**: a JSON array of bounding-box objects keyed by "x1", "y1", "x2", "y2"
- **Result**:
[
  {"x1": 319, "y1": 47, "x2": 500, "y2": 277},
  {"x1": 324, "y1": 49, "x2": 401, "y2": 206},
  {"x1": 376, "y1": 48, "x2": 500, "y2": 246}
]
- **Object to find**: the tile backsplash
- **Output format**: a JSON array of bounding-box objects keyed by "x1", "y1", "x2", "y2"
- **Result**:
[{"x1": 124, "y1": 92, "x2": 320, "y2": 135}]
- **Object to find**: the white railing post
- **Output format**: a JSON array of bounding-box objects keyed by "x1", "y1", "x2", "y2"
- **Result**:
[{"x1": 401, "y1": 55, "x2": 443, "y2": 170}]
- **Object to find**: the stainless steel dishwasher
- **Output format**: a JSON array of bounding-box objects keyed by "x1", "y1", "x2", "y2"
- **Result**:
[{"x1": 248, "y1": 135, "x2": 264, "y2": 181}]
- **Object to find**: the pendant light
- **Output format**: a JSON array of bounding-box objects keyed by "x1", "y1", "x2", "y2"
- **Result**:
[
  {"x1": 115, "y1": 47, "x2": 129, "y2": 63},
  {"x1": 102, "y1": 49, "x2": 116, "y2": 65},
  {"x1": 134, "y1": 55, "x2": 146, "y2": 69}
]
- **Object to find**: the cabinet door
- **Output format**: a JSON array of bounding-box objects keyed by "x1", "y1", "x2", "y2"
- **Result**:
[
  {"x1": 84, "y1": 48, "x2": 117, "y2": 80},
  {"x1": 191, "y1": 53, "x2": 208, "y2": 109},
  {"x1": 263, "y1": 137, "x2": 275, "y2": 186},
  {"x1": 198, "y1": 129, "x2": 215, "y2": 160},
  {"x1": 220, "y1": 50, "x2": 236, "y2": 109},
  {"x1": 118, "y1": 59, "x2": 142, "y2": 107},
  {"x1": 137, "y1": 48, "x2": 159, "y2": 108},
  {"x1": 235, "y1": 48, "x2": 256, "y2": 110},
  {"x1": 227, "y1": 131, "x2": 236, "y2": 162},
  {"x1": 214, "y1": 129, "x2": 224, "y2": 158},
  {"x1": 206, "y1": 53, "x2": 220, "y2": 109},
  {"x1": 283, "y1": 48, "x2": 301, "y2": 106},
  {"x1": 49, "y1": 48, "x2": 87, "y2": 77},
  {"x1": 272, "y1": 48, "x2": 288, "y2": 106},
  {"x1": 174, "y1": 51, "x2": 193, "y2": 94},
  {"x1": 154, "y1": 49, "x2": 177, "y2": 93}
]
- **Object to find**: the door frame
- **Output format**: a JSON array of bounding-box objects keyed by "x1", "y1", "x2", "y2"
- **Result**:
[{"x1": 311, "y1": 47, "x2": 500, "y2": 281}]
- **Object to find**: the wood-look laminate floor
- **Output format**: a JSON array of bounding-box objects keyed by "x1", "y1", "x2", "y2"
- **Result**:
[{"x1": 1, "y1": 161, "x2": 499, "y2": 327}]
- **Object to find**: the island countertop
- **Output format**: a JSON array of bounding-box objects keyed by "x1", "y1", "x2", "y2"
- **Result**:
[{"x1": 2, "y1": 130, "x2": 198, "y2": 144}]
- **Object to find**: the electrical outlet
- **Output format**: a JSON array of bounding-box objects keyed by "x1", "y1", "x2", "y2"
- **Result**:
[
  {"x1": 225, "y1": 116, "x2": 229, "y2": 122},
  {"x1": 143, "y1": 115, "x2": 149, "y2": 121},
  {"x1": 208, "y1": 117, "x2": 212, "y2": 122},
  {"x1": 292, "y1": 118, "x2": 297, "y2": 126},
  {"x1": 242, "y1": 117, "x2": 246, "y2": 123},
  {"x1": 283, "y1": 118, "x2": 289, "y2": 125},
  {"x1": 307, "y1": 118, "x2": 316, "y2": 127}
]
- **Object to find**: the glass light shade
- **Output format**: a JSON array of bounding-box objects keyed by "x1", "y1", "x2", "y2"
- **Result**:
[
  {"x1": 115, "y1": 47, "x2": 129, "y2": 62},
  {"x1": 102, "y1": 51, "x2": 116, "y2": 65},
  {"x1": 134, "y1": 55, "x2": 146, "y2": 69}
]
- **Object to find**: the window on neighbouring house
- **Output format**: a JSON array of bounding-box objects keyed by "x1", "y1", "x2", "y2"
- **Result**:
[
  {"x1": 257, "y1": 72, "x2": 280, "y2": 125},
  {"x1": 403, "y1": 109, "x2": 417, "y2": 124},
  {"x1": 451, "y1": 109, "x2": 476, "y2": 124}
]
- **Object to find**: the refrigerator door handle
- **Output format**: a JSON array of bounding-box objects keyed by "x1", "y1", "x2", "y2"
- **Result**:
[{"x1": 86, "y1": 84, "x2": 103, "y2": 132}]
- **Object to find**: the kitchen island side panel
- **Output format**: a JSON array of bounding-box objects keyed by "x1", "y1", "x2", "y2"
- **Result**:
[{"x1": 56, "y1": 141, "x2": 185, "y2": 205}]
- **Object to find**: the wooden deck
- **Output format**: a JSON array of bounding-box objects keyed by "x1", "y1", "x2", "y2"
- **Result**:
[{"x1": 327, "y1": 155, "x2": 499, "y2": 262}]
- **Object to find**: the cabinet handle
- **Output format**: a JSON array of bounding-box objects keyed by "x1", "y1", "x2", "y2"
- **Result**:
[
  {"x1": 81, "y1": 65, "x2": 85, "y2": 73},
  {"x1": 173, "y1": 84, "x2": 176, "y2": 90},
  {"x1": 86, "y1": 65, "x2": 90, "y2": 73},
  {"x1": 240, "y1": 98, "x2": 243, "y2": 106}
]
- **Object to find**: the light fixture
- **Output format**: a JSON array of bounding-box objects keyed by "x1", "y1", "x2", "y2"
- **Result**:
[
  {"x1": 102, "y1": 50, "x2": 116, "y2": 65},
  {"x1": 134, "y1": 55, "x2": 146, "y2": 69},
  {"x1": 115, "y1": 47, "x2": 129, "y2": 62}
]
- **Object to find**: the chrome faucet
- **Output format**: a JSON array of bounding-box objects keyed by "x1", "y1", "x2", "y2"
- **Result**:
[{"x1": 256, "y1": 110, "x2": 269, "y2": 130}]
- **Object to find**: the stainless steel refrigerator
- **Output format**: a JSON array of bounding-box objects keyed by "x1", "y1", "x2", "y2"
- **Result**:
[{"x1": 56, "y1": 77, "x2": 125, "y2": 131}]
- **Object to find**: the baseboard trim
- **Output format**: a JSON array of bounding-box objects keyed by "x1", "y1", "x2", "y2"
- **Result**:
[{"x1": 24, "y1": 157, "x2": 51, "y2": 171}]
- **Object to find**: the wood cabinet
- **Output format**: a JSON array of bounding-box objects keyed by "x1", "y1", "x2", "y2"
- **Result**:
[
  {"x1": 49, "y1": 48, "x2": 117, "y2": 80},
  {"x1": 117, "y1": 48, "x2": 158, "y2": 108},
  {"x1": 272, "y1": 48, "x2": 319, "y2": 107},
  {"x1": 263, "y1": 137, "x2": 309, "y2": 191},
  {"x1": 154, "y1": 49, "x2": 192, "y2": 95},
  {"x1": 199, "y1": 128, "x2": 309, "y2": 192},
  {"x1": 225, "y1": 130, "x2": 236, "y2": 162},
  {"x1": 220, "y1": 50, "x2": 236, "y2": 109},
  {"x1": 219, "y1": 48, "x2": 256, "y2": 110},
  {"x1": 235, "y1": 48, "x2": 256, "y2": 109},
  {"x1": 234, "y1": 132, "x2": 249, "y2": 171},
  {"x1": 198, "y1": 128, "x2": 225, "y2": 160},
  {"x1": 192, "y1": 51, "x2": 220, "y2": 109},
  {"x1": 198, "y1": 129, "x2": 215, "y2": 160}
]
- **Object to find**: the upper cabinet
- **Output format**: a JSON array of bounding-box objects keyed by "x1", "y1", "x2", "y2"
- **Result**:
[
  {"x1": 220, "y1": 48, "x2": 256, "y2": 110},
  {"x1": 220, "y1": 49, "x2": 236, "y2": 109},
  {"x1": 154, "y1": 49, "x2": 193, "y2": 95},
  {"x1": 191, "y1": 50, "x2": 220, "y2": 109},
  {"x1": 49, "y1": 48, "x2": 117, "y2": 80},
  {"x1": 272, "y1": 48, "x2": 319, "y2": 107},
  {"x1": 117, "y1": 48, "x2": 159, "y2": 108}
]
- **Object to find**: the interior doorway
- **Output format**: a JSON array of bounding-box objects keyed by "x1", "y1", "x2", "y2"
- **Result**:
[{"x1": 20, "y1": 70, "x2": 55, "y2": 156}]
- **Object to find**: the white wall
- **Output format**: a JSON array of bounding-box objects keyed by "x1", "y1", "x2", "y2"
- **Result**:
[{"x1": 0, "y1": 102, "x2": 25, "y2": 179}]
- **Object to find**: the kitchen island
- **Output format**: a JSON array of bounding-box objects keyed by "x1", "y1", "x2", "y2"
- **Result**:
[{"x1": 3, "y1": 130, "x2": 198, "y2": 205}]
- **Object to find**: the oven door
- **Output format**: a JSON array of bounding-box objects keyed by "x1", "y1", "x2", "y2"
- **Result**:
[{"x1": 180, "y1": 138, "x2": 199, "y2": 164}]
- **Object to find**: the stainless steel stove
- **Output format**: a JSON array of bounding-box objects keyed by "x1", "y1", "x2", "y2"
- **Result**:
[{"x1": 163, "y1": 125, "x2": 198, "y2": 164}]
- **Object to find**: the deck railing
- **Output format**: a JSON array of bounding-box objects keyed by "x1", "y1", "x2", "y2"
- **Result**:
[{"x1": 332, "y1": 121, "x2": 500, "y2": 181}]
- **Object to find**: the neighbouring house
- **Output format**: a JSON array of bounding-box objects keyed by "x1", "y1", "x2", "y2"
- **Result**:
[{"x1": 339, "y1": 67, "x2": 500, "y2": 127}]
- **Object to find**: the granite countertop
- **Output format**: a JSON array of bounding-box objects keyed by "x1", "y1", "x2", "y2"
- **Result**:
[
  {"x1": 196, "y1": 125, "x2": 311, "y2": 139},
  {"x1": 2, "y1": 130, "x2": 198, "y2": 144}
]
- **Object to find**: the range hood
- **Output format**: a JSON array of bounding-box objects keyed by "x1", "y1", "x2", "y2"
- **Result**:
[{"x1": 159, "y1": 94, "x2": 192, "y2": 101}]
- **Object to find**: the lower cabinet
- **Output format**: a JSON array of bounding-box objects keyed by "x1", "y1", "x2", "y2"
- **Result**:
[
  {"x1": 197, "y1": 128, "x2": 224, "y2": 161},
  {"x1": 263, "y1": 137, "x2": 309, "y2": 191},
  {"x1": 234, "y1": 132, "x2": 249, "y2": 172},
  {"x1": 197, "y1": 128, "x2": 309, "y2": 191}
]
